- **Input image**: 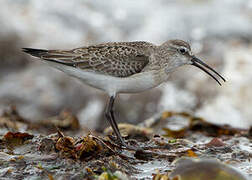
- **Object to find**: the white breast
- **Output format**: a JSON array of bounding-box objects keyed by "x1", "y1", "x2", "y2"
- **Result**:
[{"x1": 46, "y1": 61, "x2": 168, "y2": 96}]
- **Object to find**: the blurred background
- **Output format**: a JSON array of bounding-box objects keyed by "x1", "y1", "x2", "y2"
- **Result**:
[{"x1": 1, "y1": 0, "x2": 252, "y2": 132}]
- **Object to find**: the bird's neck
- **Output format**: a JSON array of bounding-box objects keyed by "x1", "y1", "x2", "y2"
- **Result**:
[{"x1": 164, "y1": 62, "x2": 181, "y2": 74}]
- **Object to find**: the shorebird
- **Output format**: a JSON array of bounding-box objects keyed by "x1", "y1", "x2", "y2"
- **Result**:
[{"x1": 22, "y1": 40, "x2": 225, "y2": 148}]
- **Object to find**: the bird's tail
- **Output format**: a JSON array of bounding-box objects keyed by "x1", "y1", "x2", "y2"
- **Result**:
[
  {"x1": 22, "y1": 48, "x2": 49, "y2": 58},
  {"x1": 22, "y1": 48, "x2": 80, "y2": 66}
]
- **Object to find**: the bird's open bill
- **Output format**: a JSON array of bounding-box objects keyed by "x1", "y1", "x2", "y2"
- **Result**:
[{"x1": 191, "y1": 57, "x2": 226, "y2": 86}]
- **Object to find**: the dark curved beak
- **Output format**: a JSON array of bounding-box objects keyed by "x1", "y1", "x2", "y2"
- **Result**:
[{"x1": 191, "y1": 57, "x2": 226, "y2": 86}]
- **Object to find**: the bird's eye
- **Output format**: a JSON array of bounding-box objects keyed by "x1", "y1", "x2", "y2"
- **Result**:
[{"x1": 179, "y1": 47, "x2": 187, "y2": 54}]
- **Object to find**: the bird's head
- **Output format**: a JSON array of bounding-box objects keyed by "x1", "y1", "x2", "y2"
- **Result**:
[{"x1": 159, "y1": 39, "x2": 226, "y2": 85}]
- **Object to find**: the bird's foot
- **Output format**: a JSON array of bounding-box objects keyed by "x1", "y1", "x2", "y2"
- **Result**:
[
  {"x1": 121, "y1": 143, "x2": 140, "y2": 151},
  {"x1": 108, "y1": 135, "x2": 140, "y2": 151}
]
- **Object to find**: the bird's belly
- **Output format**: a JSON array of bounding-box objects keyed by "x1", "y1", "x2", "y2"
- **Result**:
[
  {"x1": 115, "y1": 72, "x2": 161, "y2": 94},
  {"x1": 46, "y1": 61, "x2": 164, "y2": 95},
  {"x1": 75, "y1": 69, "x2": 160, "y2": 94}
]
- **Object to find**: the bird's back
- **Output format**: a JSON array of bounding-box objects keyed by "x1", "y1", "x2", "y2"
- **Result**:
[{"x1": 23, "y1": 41, "x2": 157, "y2": 78}]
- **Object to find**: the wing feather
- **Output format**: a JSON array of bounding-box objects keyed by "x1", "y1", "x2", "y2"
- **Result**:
[{"x1": 22, "y1": 42, "x2": 154, "y2": 77}]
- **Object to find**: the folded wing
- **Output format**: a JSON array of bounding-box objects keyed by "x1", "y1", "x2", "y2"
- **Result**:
[{"x1": 22, "y1": 43, "x2": 151, "y2": 78}]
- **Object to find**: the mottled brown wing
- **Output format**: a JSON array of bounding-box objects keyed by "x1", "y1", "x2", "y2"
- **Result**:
[{"x1": 23, "y1": 43, "x2": 151, "y2": 77}]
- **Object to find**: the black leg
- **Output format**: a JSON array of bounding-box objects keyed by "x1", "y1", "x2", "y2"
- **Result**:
[{"x1": 105, "y1": 96, "x2": 127, "y2": 147}]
